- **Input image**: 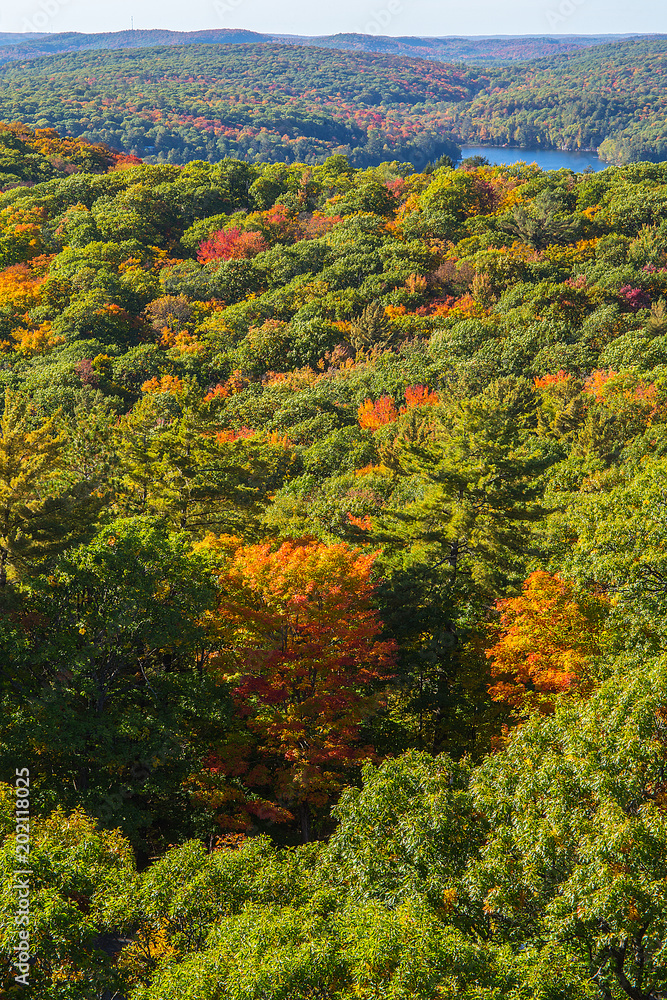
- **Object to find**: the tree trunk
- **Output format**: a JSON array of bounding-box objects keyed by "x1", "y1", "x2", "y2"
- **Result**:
[
  {"x1": 299, "y1": 801, "x2": 310, "y2": 844},
  {"x1": 613, "y1": 946, "x2": 653, "y2": 1000}
]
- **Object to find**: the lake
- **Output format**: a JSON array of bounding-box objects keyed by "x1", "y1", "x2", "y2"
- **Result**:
[{"x1": 460, "y1": 144, "x2": 607, "y2": 173}]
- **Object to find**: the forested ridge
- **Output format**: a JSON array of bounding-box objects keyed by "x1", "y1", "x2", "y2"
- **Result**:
[
  {"x1": 1, "y1": 37, "x2": 667, "y2": 168},
  {"x1": 3, "y1": 122, "x2": 667, "y2": 998},
  {"x1": 0, "y1": 43, "x2": 474, "y2": 169},
  {"x1": 0, "y1": 29, "x2": 624, "y2": 68},
  {"x1": 450, "y1": 36, "x2": 667, "y2": 164}
]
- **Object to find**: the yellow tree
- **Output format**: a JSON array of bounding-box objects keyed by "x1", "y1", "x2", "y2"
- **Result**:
[{"x1": 487, "y1": 570, "x2": 606, "y2": 713}]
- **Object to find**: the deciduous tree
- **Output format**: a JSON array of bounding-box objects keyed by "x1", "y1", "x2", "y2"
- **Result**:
[{"x1": 204, "y1": 539, "x2": 396, "y2": 841}]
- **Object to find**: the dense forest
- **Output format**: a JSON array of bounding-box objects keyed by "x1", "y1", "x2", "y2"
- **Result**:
[
  {"x1": 0, "y1": 37, "x2": 666, "y2": 169},
  {"x1": 3, "y1": 121, "x2": 667, "y2": 998},
  {"x1": 450, "y1": 36, "x2": 667, "y2": 164},
  {"x1": 0, "y1": 43, "x2": 472, "y2": 169},
  {"x1": 0, "y1": 29, "x2": 620, "y2": 67}
]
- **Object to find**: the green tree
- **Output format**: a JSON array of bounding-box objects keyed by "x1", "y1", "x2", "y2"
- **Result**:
[
  {"x1": 378, "y1": 378, "x2": 550, "y2": 597},
  {"x1": 470, "y1": 657, "x2": 667, "y2": 1000},
  {"x1": 557, "y1": 455, "x2": 667, "y2": 651},
  {"x1": 0, "y1": 518, "x2": 228, "y2": 850},
  {"x1": 371, "y1": 379, "x2": 551, "y2": 754},
  {"x1": 327, "y1": 751, "x2": 481, "y2": 918},
  {"x1": 0, "y1": 392, "x2": 102, "y2": 587},
  {"x1": 115, "y1": 390, "x2": 262, "y2": 536},
  {"x1": 349, "y1": 300, "x2": 398, "y2": 351},
  {"x1": 0, "y1": 806, "x2": 135, "y2": 999},
  {"x1": 500, "y1": 189, "x2": 580, "y2": 250}
]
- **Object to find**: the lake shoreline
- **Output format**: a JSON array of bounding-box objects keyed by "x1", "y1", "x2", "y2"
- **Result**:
[{"x1": 460, "y1": 143, "x2": 607, "y2": 172}]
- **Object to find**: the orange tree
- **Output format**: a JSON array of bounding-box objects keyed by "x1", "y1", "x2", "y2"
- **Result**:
[
  {"x1": 487, "y1": 570, "x2": 607, "y2": 714},
  {"x1": 198, "y1": 539, "x2": 396, "y2": 842}
]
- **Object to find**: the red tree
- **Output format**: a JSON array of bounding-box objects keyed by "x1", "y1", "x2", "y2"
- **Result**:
[
  {"x1": 197, "y1": 227, "x2": 267, "y2": 262},
  {"x1": 200, "y1": 539, "x2": 396, "y2": 841}
]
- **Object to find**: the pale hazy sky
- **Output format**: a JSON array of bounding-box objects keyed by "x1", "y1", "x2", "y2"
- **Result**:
[{"x1": 5, "y1": 0, "x2": 666, "y2": 40}]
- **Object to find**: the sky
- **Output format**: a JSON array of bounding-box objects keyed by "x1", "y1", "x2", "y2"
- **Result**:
[{"x1": 4, "y1": 0, "x2": 666, "y2": 39}]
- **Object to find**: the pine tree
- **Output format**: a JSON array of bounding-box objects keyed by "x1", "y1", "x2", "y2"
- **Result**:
[
  {"x1": 0, "y1": 392, "x2": 102, "y2": 586},
  {"x1": 648, "y1": 298, "x2": 667, "y2": 335},
  {"x1": 377, "y1": 378, "x2": 550, "y2": 597},
  {"x1": 115, "y1": 389, "x2": 263, "y2": 536},
  {"x1": 349, "y1": 301, "x2": 398, "y2": 351}
]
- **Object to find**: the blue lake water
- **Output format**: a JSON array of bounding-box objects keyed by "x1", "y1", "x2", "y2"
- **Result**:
[{"x1": 460, "y1": 144, "x2": 607, "y2": 173}]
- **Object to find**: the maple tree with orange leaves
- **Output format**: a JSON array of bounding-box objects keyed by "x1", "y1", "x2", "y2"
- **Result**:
[
  {"x1": 487, "y1": 570, "x2": 606, "y2": 713},
  {"x1": 202, "y1": 539, "x2": 396, "y2": 841}
]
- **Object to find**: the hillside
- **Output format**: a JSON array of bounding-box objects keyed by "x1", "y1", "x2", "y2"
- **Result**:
[
  {"x1": 0, "y1": 43, "x2": 474, "y2": 168},
  {"x1": 2, "y1": 122, "x2": 667, "y2": 997},
  {"x1": 449, "y1": 35, "x2": 667, "y2": 162},
  {"x1": 0, "y1": 28, "x2": 631, "y2": 66},
  {"x1": 0, "y1": 36, "x2": 666, "y2": 168}
]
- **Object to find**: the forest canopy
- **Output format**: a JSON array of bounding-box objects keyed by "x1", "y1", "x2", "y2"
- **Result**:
[
  {"x1": 0, "y1": 36, "x2": 666, "y2": 167},
  {"x1": 2, "y1": 122, "x2": 667, "y2": 998}
]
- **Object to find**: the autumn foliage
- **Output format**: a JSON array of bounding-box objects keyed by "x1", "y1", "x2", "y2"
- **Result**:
[
  {"x1": 533, "y1": 370, "x2": 571, "y2": 390},
  {"x1": 487, "y1": 571, "x2": 605, "y2": 712},
  {"x1": 357, "y1": 385, "x2": 440, "y2": 430},
  {"x1": 197, "y1": 226, "x2": 268, "y2": 262},
  {"x1": 357, "y1": 395, "x2": 398, "y2": 430},
  {"x1": 203, "y1": 539, "x2": 396, "y2": 837}
]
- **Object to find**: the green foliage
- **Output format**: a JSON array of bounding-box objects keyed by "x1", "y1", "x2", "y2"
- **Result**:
[
  {"x1": 0, "y1": 390, "x2": 103, "y2": 585},
  {"x1": 470, "y1": 658, "x2": 667, "y2": 1000},
  {"x1": 328, "y1": 752, "x2": 481, "y2": 914},
  {"x1": 0, "y1": 518, "x2": 228, "y2": 850},
  {"x1": 2, "y1": 107, "x2": 667, "y2": 999},
  {"x1": 0, "y1": 807, "x2": 135, "y2": 998}
]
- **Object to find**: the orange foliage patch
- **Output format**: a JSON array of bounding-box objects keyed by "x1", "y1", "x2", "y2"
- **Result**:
[
  {"x1": 111, "y1": 153, "x2": 144, "y2": 170},
  {"x1": 401, "y1": 385, "x2": 440, "y2": 410},
  {"x1": 141, "y1": 374, "x2": 185, "y2": 395},
  {"x1": 301, "y1": 212, "x2": 342, "y2": 239},
  {"x1": 534, "y1": 370, "x2": 571, "y2": 390},
  {"x1": 204, "y1": 371, "x2": 249, "y2": 401},
  {"x1": 257, "y1": 203, "x2": 301, "y2": 243},
  {"x1": 0, "y1": 264, "x2": 41, "y2": 316},
  {"x1": 198, "y1": 227, "x2": 268, "y2": 262},
  {"x1": 583, "y1": 369, "x2": 662, "y2": 423},
  {"x1": 584, "y1": 369, "x2": 618, "y2": 399},
  {"x1": 159, "y1": 327, "x2": 205, "y2": 355},
  {"x1": 448, "y1": 293, "x2": 488, "y2": 320},
  {"x1": 487, "y1": 570, "x2": 605, "y2": 713},
  {"x1": 355, "y1": 464, "x2": 384, "y2": 478},
  {"x1": 216, "y1": 427, "x2": 255, "y2": 444},
  {"x1": 347, "y1": 513, "x2": 372, "y2": 531},
  {"x1": 358, "y1": 396, "x2": 399, "y2": 430},
  {"x1": 14, "y1": 321, "x2": 64, "y2": 357},
  {"x1": 358, "y1": 385, "x2": 439, "y2": 429},
  {"x1": 384, "y1": 304, "x2": 407, "y2": 320}
]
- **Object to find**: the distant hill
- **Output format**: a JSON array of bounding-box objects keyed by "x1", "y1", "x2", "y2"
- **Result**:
[
  {"x1": 0, "y1": 42, "x2": 473, "y2": 169},
  {"x1": 0, "y1": 28, "x2": 644, "y2": 67},
  {"x1": 0, "y1": 35, "x2": 665, "y2": 167}
]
